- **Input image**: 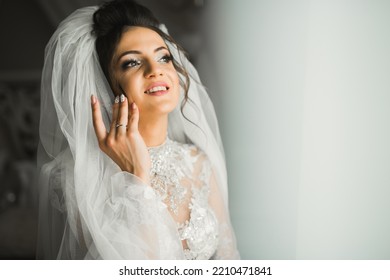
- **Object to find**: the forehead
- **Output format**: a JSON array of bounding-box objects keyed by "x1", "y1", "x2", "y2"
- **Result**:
[{"x1": 116, "y1": 26, "x2": 167, "y2": 53}]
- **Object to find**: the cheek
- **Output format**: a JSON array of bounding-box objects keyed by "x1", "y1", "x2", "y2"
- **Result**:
[
  {"x1": 120, "y1": 74, "x2": 142, "y2": 101},
  {"x1": 170, "y1": 70, "x2": 180, "y2": 91}
]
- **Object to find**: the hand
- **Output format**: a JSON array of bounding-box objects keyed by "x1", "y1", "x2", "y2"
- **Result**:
[{"x1": 91, "y1": 94, "x2": 151, "y2": 184}]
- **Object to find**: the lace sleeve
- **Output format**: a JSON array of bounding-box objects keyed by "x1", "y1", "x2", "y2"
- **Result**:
[
  {"x1": 37, "y1": 150, "x2": 185, "y2": 259},
  {"x1": 85, "y1": 171, "x2": 185, "y2": 259},
  {"x1": 205, "y1": 160, "x2": 240, "y2": 259}
]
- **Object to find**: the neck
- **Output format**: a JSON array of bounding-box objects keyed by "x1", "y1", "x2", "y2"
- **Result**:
[{"x1": 138, "y1": 114, "x2": 168, "y2": 147}]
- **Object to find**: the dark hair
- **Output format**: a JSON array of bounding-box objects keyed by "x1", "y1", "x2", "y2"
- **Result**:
[{"x1": 92, "y1": 0, "x2": 190, "y2": 100}]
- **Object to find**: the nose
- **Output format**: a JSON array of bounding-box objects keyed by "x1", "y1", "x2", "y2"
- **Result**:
[{"x1": 144, "y1": 60, "x2": 163, "y2": 78}]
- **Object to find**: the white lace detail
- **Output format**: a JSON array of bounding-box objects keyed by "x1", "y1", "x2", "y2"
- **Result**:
[
  {"x1": 148, "y1": 139, "x2": 219, "y2": 260},
  {"x1": 148, "y1": 139, "x2": 188, "y2": 215}
]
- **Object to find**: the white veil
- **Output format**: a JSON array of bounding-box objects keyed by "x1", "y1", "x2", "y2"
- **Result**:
[{"x1": 37, "y1": 6, "x2": 231, "y2": 259}]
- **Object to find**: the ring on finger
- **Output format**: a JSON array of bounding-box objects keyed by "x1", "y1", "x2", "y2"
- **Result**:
[{"x1": 115, "y1": 123, "x2": 127, "y2": 128}]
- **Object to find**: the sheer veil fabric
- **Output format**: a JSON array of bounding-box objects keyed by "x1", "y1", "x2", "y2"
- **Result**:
[{"x1": 37, "y1": 6, "x2": 238, "y2": 259}]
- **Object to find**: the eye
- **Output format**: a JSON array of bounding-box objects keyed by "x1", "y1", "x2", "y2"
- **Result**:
[
  {"x1": 159, "y1": 54, "x2": 173, "y2": 63},
  {"x1": 121, "y1": 59, "x2": 141, "y2": 69}
]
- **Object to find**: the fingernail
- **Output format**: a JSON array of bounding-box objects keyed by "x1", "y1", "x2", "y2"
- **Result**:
[
  {"x1": 114, "y1": 96, "x2": 119, "y2": 103},
  {"x1": 132, "y1": 102, "x2": 136, "y2": 109},
  {"x1": 91, "y1": 95, "x2": 96, "y2": 105},
  {"x1": 120, "y1": 94, "x2": 125, "y2": 103}
]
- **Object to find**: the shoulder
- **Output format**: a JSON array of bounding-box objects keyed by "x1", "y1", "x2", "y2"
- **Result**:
[
  {"x1": 170, "y1": 139, "x2": 212, "y2": 178},
  {"x1": 171, "y1": 139, "x2": 208, "y2": 163}
]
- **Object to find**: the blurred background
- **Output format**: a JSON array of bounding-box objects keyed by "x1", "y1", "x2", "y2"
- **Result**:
[{"x1": 1, "y1": 0, "x2": 390, "y2": 259}]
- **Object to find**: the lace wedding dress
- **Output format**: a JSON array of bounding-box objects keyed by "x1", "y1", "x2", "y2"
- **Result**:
[{"x1": 148, "y1": 138, "x2": 237, "y2": 259}]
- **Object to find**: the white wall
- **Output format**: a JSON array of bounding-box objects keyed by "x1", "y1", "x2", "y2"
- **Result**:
[{"x1": 199, "y1": 0, "x2": 390, "y2": 259}]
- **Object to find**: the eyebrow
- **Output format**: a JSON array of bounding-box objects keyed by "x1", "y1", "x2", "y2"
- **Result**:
[{"x1": 116, "y1": 46, "x2": 168, "y2": 63}]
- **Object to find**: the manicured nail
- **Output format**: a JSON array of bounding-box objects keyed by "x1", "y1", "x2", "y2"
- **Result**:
[
  {"x1": 120, "y1": 94, "x2": 125, "y2": 103},
  {"x1": 114, "y1": 96, "x2": 119, "y2": 103},
  {"x1": 91, "y1": 95, "x2": 96, "y2": 105}
]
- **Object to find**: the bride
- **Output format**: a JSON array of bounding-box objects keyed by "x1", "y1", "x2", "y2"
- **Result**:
[{"x1": 37, "y1": 0, "x2": 239, "y2": 259}]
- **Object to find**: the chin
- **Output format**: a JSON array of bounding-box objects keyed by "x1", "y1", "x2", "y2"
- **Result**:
[
  {"x1": 158, "y1": 101, "x2": 179, "y2": 114},
  {"x1": 147, "y1": 92, "x2": 179, "y2": 113},
  {"x1": 141, "y1": 98, "x2": 179, "y2": 116}
]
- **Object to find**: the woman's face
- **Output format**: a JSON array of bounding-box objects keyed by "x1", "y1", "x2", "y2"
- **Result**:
[{"x1": 111, "y1": 26, "x2": 180, "y2": 117}]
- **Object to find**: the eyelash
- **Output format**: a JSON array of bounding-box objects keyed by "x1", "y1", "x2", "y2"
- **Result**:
[
  {"x1": 159, "y1": 54, "x2": 173, "y2": 63},
  {"x1": 121, "y1": 59, "x2": 141, "y2": 69},
  {"x1": 121, "y1": 54, "x2": 173, "y2": 70}
]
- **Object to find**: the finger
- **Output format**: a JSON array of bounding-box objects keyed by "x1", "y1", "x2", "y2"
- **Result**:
[
  {"x1": 127, "y1": 102, "x2": 139, "y2": 134},
  {"x1": 116, "y1": 94, "x2": 128, "y2": 136},
  {"x1": 91, "y1": 95, "x2": 108, "y2": 142},
  {"x1": 108, "y1": 95, "x2": 120, "y2": 137}
]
